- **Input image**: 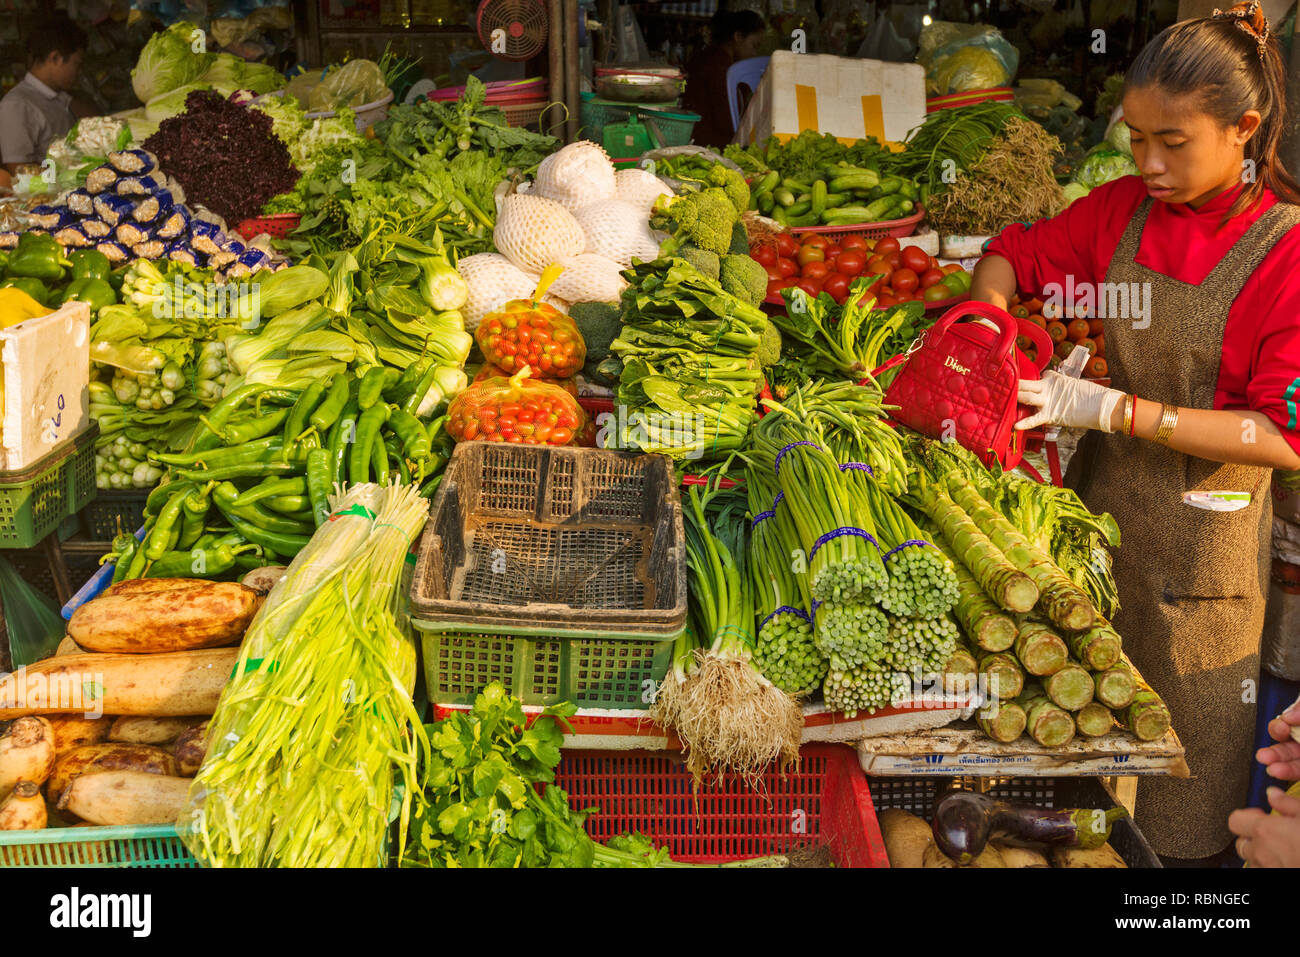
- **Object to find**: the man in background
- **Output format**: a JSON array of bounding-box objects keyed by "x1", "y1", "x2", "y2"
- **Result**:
[{"x1": 0, "y1": 12, "x2": 89, "y2": 173}]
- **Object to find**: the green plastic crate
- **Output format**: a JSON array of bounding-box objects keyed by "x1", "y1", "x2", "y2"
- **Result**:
[
  {"x1": 0, "y1": 426, "x2": 98, "y2": 549},
  {"x1": 80, "y1": 488, "x2": 150, "y2": 540},
  {"x1": 416, "y1": 619, "x2": 679, "y2": 708},
  {"x1": 0, "y1": 824, "x2": 197, "y2": 868},
  {"x1": 579, "y1": 93, "x2": 700, "y2": 150}
]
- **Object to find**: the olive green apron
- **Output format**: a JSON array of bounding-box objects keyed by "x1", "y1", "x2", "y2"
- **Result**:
[{"x1": 1067, "y1": 197, "x2": 1300, "y2": 859}]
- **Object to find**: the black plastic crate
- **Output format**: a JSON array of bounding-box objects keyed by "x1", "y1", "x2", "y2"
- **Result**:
[
  {"x1": 80, "y1": 489, "x2": 150, "y2": 540},
  {"x1": 410, "y1": 444, "x2": 686, "y2": 634},
  {"x1": 867, "y1": 775, "x2": 1160, "y2": 868}
]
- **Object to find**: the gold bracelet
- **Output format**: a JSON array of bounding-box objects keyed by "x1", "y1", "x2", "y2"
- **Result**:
[
  {"x1": 1153, "y1": 403, "x2": 1180, "y2": 443},
  {"x1": 1122, "y1": 394, "x2": 1135, "y2": 436}
]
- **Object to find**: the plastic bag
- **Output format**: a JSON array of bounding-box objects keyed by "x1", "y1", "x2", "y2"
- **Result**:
[
  {"x1": 921, "y1": 23, "x2": 1019, "y2": 95},
  {"x1": 475, "y1": 297, "x2": 586, "y2": 379},
  {"x1": 474, "y1": 361, "x2": 578, "y2": 397},
  {"x1": 606, "y1": 4, "x2": 651, "y2": 65},
  {"x1": 0, "y1": 555, "x2": 65, "y2": 669},
  {"x1": 1074, "y1": 146, "x2": 1137, "y2": 189},
  {"x1": 287, "y1": 59, "x2": 389, "y2": 113},
  {"x1": 446, "y1": 367, "x2": 586, "y2": 445}
]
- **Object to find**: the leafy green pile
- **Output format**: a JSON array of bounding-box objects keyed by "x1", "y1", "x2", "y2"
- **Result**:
[
  {"x1": 401, "y1": 683, "x2": 786, "y2": 868},
  {"x1": 608, "y1": 259, "x2": 768, "y2": 461},
  {"x1": 724, "y1": 130, "x2": 885, "y2": 181},
  {"x1": 878, "y1": 102, "x2": 1020, "y2": 202}
]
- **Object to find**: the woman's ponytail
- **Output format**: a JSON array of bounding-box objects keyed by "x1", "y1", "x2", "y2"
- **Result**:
[{"x1": 1126, "y1": 0, "x2": 1300, "y2": 219}]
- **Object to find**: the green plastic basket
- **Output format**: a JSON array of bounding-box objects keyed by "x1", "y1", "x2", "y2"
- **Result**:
[
  {"x1": 415, "y1": 619, "x2": 679, "y2": 708},
  {"x1": 0, "y1": 426, "x2": 98, "y2": 549},
  {"x1": 0, "y1": 824, "x2": 197, "y2": 868}
]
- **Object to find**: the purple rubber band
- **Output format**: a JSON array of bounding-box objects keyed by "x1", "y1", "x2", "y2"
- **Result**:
[
  {"x1": 751, "y1": 508, "x2": 776, "y2": 528},
  {"x1": 775, "y1": 440, "x2": 822, "y2": 476},
  {"x1": 760, "y1": 605, "x2": 813, "y2": 628},
  {"x1": 809, "y1": 526, "x2": 879, "y2": 561},
  {"x1": 838, "y1": 462, "x2": 875, "y2": 475},
  {"x1": 811, "y1": 599, "x2": 823, "y2": 617},
  {"x1": 883, "y1": 539, "x2": 934, "y2": 561}
]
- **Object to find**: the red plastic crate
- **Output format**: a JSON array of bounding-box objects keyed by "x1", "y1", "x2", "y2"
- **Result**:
[
  {"x1": 553, "y1": 744, "x2": 888, "y2": 866},
  {"x1": 235, "y1": 214, "x2": 302, "y2": 241}
]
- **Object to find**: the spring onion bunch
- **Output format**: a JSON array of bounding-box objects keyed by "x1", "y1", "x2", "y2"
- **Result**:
[
  {"x1": 650, "y1": 480, "x2": 801, "y2": 784},
  {"x1": 179, "y1": 482, "x2": 429, "y2": 868},
  {"x1": 857, "y1": 474, "x2": 959, "y2": 617},
  {"x1": 745, "y1": 468, "x2": 826, "y2": 694}
]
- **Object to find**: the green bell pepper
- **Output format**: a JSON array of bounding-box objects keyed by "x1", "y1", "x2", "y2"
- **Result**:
[
  {"x1": 67, "y1": 248, "x2": 111, "y2": 282},
  {"x1": 6, "y1": 233, "x2": 69, "y2": 282},
  {"x1": 0, "y1": 251, "x2": 9, "y2": 274},
  {"x1": 0, "y1": 276, "x2": 50, "y2": 306},
  {"x1": 61, "y1": 276, "x2": 116, "y2": 312},
  {"x1": 106, "y1": 264, "x2": 128, "y2": 292}
]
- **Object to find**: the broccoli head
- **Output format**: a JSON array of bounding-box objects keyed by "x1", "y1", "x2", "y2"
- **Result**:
[
  {"x1": 719, "y1": 253, "x2": 769, "y2": 309},
  {"x1": 652, "y1": 187, "x2": 737, "y2": 257},
  {"x1": 569, "y1": 301, "x2": 623, "y2": 364},
  {"x1": 757, "y1": 319, "x2": 783, "y2": 367},
  {"x1": 706, "y1": 164, "x2": 751, "y2": 214},
  {"x1": 677, "y1": 245, "x2": 721, "y2": 281}
]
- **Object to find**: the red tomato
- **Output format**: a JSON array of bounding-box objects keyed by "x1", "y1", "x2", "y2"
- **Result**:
[
  {"x1": 892, "y1": 268, "x2": 919, "y2": 293},
  {"x1": 776, "y1": 257, "x2": 799, "y2": 278},
  {"x1": 764, "y1": 263, "x2": 785, "y2": 282},
  {"x1": 824, "y1": 243, "x2": 843, "y2": 258},
  {"x1": 822, "y1": 272, "x2": 850, "y2": 303},
  {"x1": 801, "y1": 261, "x2": 830, "y2": 280},
  {"x1": 801, "y1": 234, "x2": 830, "y2": 250},
  {"x1": 929, "y1": 255, "x2": 941, "y2": 271},
  {"x1": 840, "y1": 235, "x2": 868, "y2": 252},
  {"x1": 865, "y1": 255, "x2": 892, "y2": 278},
  {"x1": 886, "y1": 252, "x2": 902, "y2": 270},
  {"x1": 900, "y1": 246, "x2": 930, "y2": 274},
  {"x1": 836, "y1": 251, "x2": 866, "y2": 276},
  {"x1": 796, "y1": 245, "x2": 825, "y2": 267},
  {"x1": 796, "y1": 277, "x2": 824, "y2": 298},
  {"x1": 877, "y1": 294, "x2": 899, "y2": 308},
  {"x1": 751, "y1": 245, "x2": 777, "y2": 267},
  {"x1": 920, "y1": 268, "x2": 946, "y2": 289},
  {"x1": 776, "y1": 233, "x2": 799, "y2": 258},
  {"x1": 874, "y1": 237, "x2": 901, "y2": 255},
  {"x1": 766, "y1": 278, "x2": 787, "y2": 300},
  {"x1": 941, "y1": 263, "x2": 964, "y2": 275}
]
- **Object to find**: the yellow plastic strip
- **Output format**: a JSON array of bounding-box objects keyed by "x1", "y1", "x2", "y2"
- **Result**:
[
  {"x1": 861, "y1": 94, "x2": 885, "y2": 141},
  {"x1": 795, "y1": 84, "x2": 819, "y2": 136}
]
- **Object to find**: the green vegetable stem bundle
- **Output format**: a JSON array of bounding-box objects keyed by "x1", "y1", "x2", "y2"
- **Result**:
[
  {"x1": 179, "y1": 483, "x2": 429, "y2": 867},
  {"x1": 650, "y1": 481, "x2": 802, "y2": 784}
]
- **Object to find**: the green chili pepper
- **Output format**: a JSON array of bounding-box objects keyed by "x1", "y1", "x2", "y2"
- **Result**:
[
  {"x1": 284, "y1": 378, "x2": 328, "y2": 446},
  {"x1": 111, "y1": 537, "x2": 139, "y2": 584},
  {"x1": 152, "y1": 436, "x2": 285, "y2": 469},
  {"x1": 387, "y1": 408, "x2": 431, "y2": 461},
  {"x1": 401, "y1": 362, "x2": 441, "y2": 416},
  {"x1": 202, "y1": 383, "x2": 268, "y2": 436},
  {"x1": 145, "y1": 479, "x2": 195, "y2": 519},
  {"x1": 371, "y1": 428, "x2": 389, "y2": 484},
  {"x1": 175, "y1": 461, "x2": 302, "y2": 483},
  {"x1": 143, "y1": 542, "x2": 259, "y2": 579},
  {"x1": 201, "y1": 406, "x2": 290, "y2": 447},
  {"x1": 309, "y1": 374, "x2": 349, "y2": 433},
  {"x1": 327, "y1": 399, "x2": 359, "y2": 489},
  {"x1": 418, "y1": 474, "x2": 443, "y2": 498},
  {"x1": 177, "y1": 485, "x2": 213, "y2": 551},
  {"x1": 125, "y1": 539, "x2": 150, "y2": 580},
  {"x1": 232, "y1": 476, "x2": 308, "y2": 507},
  {"x1": 146, "y1": 489, "x2": 188, "y2": 561},
  {"x1": 306, "y1": 447, "x2": 332, "y2": 527},
  {"x1": 263, "y1": 495, "x2": 311, "y2": 515},
  {"x1": 357, "y1": 366, "x2": 388, "y2": 411},
  {"x1": 213, "y1": 482, "x2": 315, "y2": 536},
  {"x1": 221, "y1": 511, "x2": 312, "y2": 556},
  {"x1": 350, "y1": 403, "x2": 389, "y2": 485}
]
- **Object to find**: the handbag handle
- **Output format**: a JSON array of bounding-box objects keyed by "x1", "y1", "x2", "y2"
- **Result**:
[{"x1": 926, "y1": 301, "x2": 1054, "y2": 376}]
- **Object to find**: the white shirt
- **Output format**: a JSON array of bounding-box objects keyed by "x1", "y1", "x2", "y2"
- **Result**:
[{"x1": 0, "y1": 72, "x2": 74, "y2": 165}]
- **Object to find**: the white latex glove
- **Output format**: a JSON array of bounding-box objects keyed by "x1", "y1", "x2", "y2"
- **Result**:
[{"x1": 1016, "y1": 371, "x2": 1125, "y2": 433}]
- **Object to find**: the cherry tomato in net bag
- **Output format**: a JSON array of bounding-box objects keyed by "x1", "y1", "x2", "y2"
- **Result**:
[{"x1": 476, "y1": 298, "x2": 587, "y2": 379}]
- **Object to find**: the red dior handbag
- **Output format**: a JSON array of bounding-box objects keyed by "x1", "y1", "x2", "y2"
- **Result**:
[{"x1": 875, "y1": 301, "x2": 1053, "y2": 470}]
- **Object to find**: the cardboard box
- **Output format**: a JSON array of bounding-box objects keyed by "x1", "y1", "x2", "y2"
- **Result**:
[
  {"x1": 1, "y1": 301, "x2": 90, "y2": 471},
  {"x1": 734, "y1": 52, "x2": 926, "y2": 147}
]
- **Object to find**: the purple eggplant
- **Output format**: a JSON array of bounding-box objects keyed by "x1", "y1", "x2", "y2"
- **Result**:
[{"x1": 931, "y1": 790, "x2": 1128, "y2": 865}]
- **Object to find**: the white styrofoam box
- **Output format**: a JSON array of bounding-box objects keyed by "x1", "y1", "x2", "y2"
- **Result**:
[
  {"x1": 733, "y1": 52, "x2": 926, "y2": 148},
  {"x1": 907, "y1": 228, "x2": 940, "y2": 257},
  {"x1": 939, "y1": 234, "x2": 993, "y2": 259},
  {"x1": 1, "y1": 301, "x2": 90, "y2": 471}
]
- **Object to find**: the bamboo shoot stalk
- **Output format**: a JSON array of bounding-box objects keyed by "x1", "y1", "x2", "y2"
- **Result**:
[
  {"x1": 1044, "y1": 661, "x2": 1095, "y2": 711},
  {"x1": 1017, "y1": 681, "x2": 1076, "y2": 747},
  {"x1": 931, "y1": 533, "x2": 1018, "y2": 651},
  {"x1": 914, "y1": 482, "x2": 1038, "y2": 612},
  {"x1": 977, "y1": 699, "x2": 1027, "y2": 742},
  {"x1": 1074, "y1": 701, "x2": 1115, "y2": 737},
  {"x1": 942, "y1": 646, "x2": 978, "y2": 696},
  {"x1": 1068, "y1": 619, "x2": 1122, "y2": 672},
  {"x1": 944, "y1": 473, "x2": 1096, "y2": 631},
  {"x1": 977, "y1": 650, "x2": 1025, "y2": 700},
  {"x1": 1120, "y1": 671, "x2": 1172, "y2": 741},
  {"x1": 1013, "y1": 620, "x2": 1069, "y2": 677},
  {"x1": 1094, "y1": 661, "x2": 1137, "y2": 710}
]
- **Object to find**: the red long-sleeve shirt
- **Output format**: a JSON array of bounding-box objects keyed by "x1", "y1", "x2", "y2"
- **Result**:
[{"x1": 985, "y1": 174, "x2": 1300, "y2": 454}]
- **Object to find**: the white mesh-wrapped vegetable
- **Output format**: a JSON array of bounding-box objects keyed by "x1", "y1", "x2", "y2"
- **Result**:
[
  {"x1": 549, "y1": 254, "x2": 628, "y2": 304},
  {"x1": 614, "y1": 167, "x2": 671, "y2": 215},
  {"x1": 455, "y1": 253, "x2": 539, "y2": 331},
  {"x1": 493, "y1": 193, "x2": 587, "y2": 274},
  {"x1": 572, "y1": 199, "x2": 660, "y2": 266},
  {"x1": 533, "y1": 140, "x2": 616, "y2": 211}
]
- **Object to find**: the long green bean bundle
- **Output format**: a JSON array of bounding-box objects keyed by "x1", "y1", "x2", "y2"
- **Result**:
[{"x1": 178, "y1": 482, "x2": 429, "y2": 868}]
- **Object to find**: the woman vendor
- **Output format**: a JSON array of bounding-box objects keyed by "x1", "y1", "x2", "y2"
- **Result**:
[{"x1": 970, "y1": 1, "x2": 1300, "y2": 865}]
